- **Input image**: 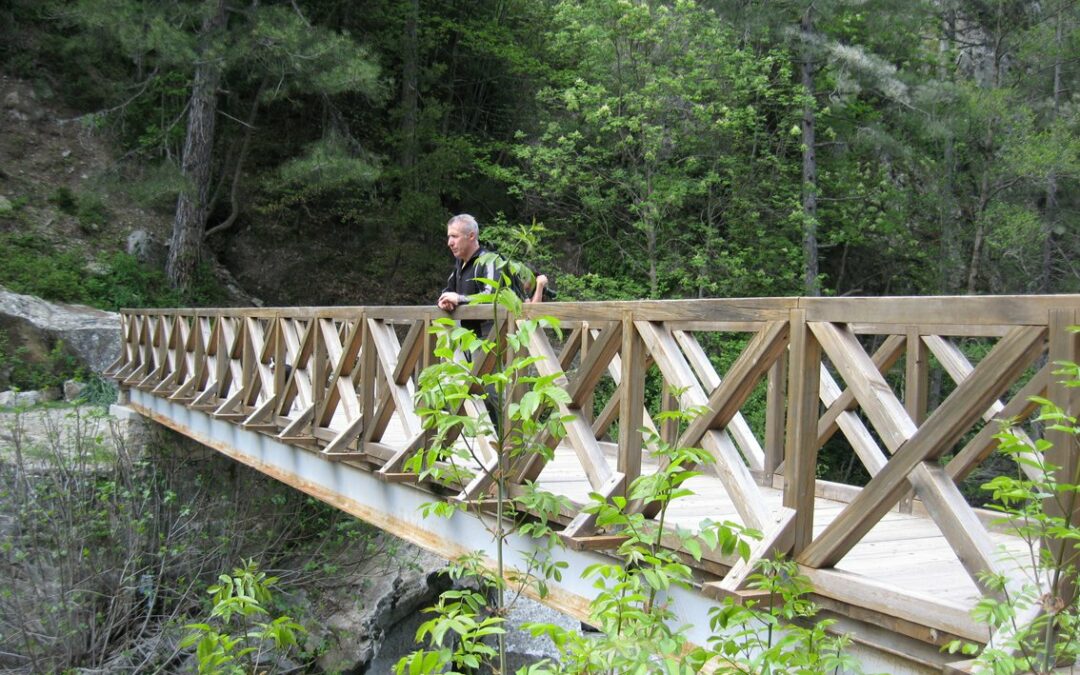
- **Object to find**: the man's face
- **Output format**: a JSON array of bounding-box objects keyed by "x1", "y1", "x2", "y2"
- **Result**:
[{"x1": 447, "y1": 222, "x2": 476, "y2": 261}]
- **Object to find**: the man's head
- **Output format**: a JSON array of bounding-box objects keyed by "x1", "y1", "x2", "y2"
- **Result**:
[{"x1": 446, "y1": 214, "x2": 480, "y2": 262}]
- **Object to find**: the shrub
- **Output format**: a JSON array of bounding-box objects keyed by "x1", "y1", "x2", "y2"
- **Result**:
[
  {"x1": 0, "y1": 233, "x2": 225, "y2": 310},
  {"x1": 0, "y1": 331, "x2": 82, "y2": 392},
  {"x1": 946, "y1": 352, "x2": 1080, "y2": 673},
  {"x1": 0, "y1": 233, "x2": 89, "y2": 303},
  {"x1": 182, "y1": 560, "x2": 307, "y2": 675}
]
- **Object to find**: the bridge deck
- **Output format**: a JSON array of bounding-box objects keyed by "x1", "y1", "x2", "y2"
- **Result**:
[{"x1": 378, "y1": 416, "x2": 1028, "y2": 612}]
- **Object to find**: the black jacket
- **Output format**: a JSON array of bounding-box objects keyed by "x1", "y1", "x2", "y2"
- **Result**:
[{"x1": 443, "y1": 248, "x2": 494, "y2": 335}]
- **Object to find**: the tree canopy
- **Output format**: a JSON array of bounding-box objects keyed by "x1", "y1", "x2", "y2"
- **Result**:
[{"x1": 3, "y1": 0, "x2": 1077, "y2": 301}]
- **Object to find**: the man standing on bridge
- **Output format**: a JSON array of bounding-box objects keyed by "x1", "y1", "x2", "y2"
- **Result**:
[
  {"x1": 438, "y1": 213, "x2": 495, "y2": 337},
  {"x1": 438, "y1": 213, "x2": 511, "y2": 434}
]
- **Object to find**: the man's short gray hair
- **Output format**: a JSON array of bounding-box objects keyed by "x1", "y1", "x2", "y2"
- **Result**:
[{"x1": 447, "y1": 213, "x2": 479, "y2": 237}]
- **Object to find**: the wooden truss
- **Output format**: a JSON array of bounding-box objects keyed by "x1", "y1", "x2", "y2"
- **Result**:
[{"x1": 109, "y1": 295, "x2": 1080, "y2": 644}]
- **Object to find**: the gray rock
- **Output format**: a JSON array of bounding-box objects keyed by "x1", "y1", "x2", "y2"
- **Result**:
[
  {"x1": 84, "y1": 260, "x2": 108, "y2": 276},
  {"x1": 63, "y1": 379, "x2": 86, "y2": 401},
  {"x1": 0, "y1": 285, "x2": 120, "y2": 375},
  {"x1": 313, "y1": 545, "x2": 451, "y2": 673},
  {"x1": 40, "y1": 386, "x2": 61, "y2": 402},
  {"x1": 0, "y1": 195, "x2": 12, "y2": 214},
  {"x1": 0, "y1": 390, "x2": 13, "y2": 407},
  {"x1": 3, "y1": 88, "x2": 42, "y2": 122},
  {"x1": 126, "y1": 229, "x2": 167, "y2": 268},
  {"x1": 13, "y1": 390, "x2": 42, "y2": 407}
]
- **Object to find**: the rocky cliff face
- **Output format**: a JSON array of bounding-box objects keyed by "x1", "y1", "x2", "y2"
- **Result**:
[
  {"x1": 0, "y1": 285, "x2": 118, "y2": 391},
  {"x1": 0, "y1": 285, "x2": 118, "y2": 375}
]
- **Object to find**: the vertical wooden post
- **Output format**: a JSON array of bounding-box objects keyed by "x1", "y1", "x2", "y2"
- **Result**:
[
  {"x1": 661, "y1": 386, "x2": 678, "y2": 447},
  {"x1": 193, "y1": 316, "x2": 208, "y2": 394},
  {"x1": 311, "y1": 318, "x2": 326, "y2": 435},
  {"x1": 784, "y1": 308, "x2": 821, "y2": 555},
  {"x1": 901, "y1": 327, "x2": 928, "y2": 513},
  {"x1": 420, "y1": 317, "x2": 437, "y2": 453},
  {"x1": 241, "y1": 318, "x2": 256, "y2": 407},
  {"x1": 153, "y1": 316, "x2": 168, "y2": 384},
  {"x1": 273, "y1": 318, "x2": 286, "y2": 397},
  {"x1": 422, "y1": 318, "x2": 438, "y2": 370},
  {"x1": 1046, "y1": 309, "x2": 1080, "y2": 605},
  {"x1": 581, "y1": 322, "x2": 594, "y2": 423},
  {"x1": 764, "y1": 350, "x2": 788, "y2": 481},
  {"x1": 360, "y1": 314, "x2": 376, "y2": 433},
  {"x1": 904, "y1": 327, "x2": 929, "y2": 423},
  {"x1": 116, "y1": 314, "x2": 131, "y2": 402},
  {"x1": 214, "y1": 317, "x2": 230, "y2": 398},
  {"x1": 618, "y1": 312, "x2": 645, "y2": 496},
  {"x1": 172, "y1": 314, "x2": 189, "y2": 386}
]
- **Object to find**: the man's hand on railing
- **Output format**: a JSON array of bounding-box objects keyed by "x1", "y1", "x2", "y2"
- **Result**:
[{"x1": 438, "y1": 291, "x2": 465, "y2": 311}]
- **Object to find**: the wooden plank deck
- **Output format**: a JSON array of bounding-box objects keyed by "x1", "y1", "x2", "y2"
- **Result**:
[
  {"x1": 359, "y1": 409, "x2": 1031, "y2": 614},
  {"x1": 533, "y1": 442, "x2": 1032, "y2": 609}
]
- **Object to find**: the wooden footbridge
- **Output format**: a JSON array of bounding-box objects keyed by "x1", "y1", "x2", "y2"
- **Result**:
[{"x1": 109, "y1": 295, "x2": 1080, "y2": 673}]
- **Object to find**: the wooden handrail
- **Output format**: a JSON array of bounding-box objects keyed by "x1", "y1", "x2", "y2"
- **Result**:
[{"x1": 111, "y1": 294, "x2": 1080, "y2": 631}]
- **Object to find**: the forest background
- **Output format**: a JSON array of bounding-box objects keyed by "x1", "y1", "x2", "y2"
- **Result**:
[
  {"x1": 0, "y1": 1, "x2": 1078, "y2": 672},
  {"x1": 0, "y1": 0, "x2": 1078, "y2": 309}
]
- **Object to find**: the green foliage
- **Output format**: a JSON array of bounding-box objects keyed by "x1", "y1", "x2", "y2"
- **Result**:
[
  {"x1": 87, "y1": 251, "x2": 233, "y2": 309},
  {"x1": 182, "y1": 559, "x2": 306, "y2": 675},
  {"x1": 394, "y1": 586, "x2": 506, "y2": 675},
  {"x1": 555, "y1": 273, "x2": 648, "y2": 302},
  {"x1": 123, "y1": 160, "x2": 186, "y2": 209},
  {"x1": 263, "y1": 133, "x2": 382, "y2": 214},
  {"x1": 700, "y1": 559, "x2": 864, "y2": 675},
  {"x1": 0, "y1": 331, "x2": 82, "y2": 392},
  {"x1": 406, "y1": 278, "x2": 861, "y2": 673},
  {"x1": 239, "y1": 5, "x2": 384, "y2": 102},
  {"x1": 77, "y1": 373, "x2": 119, "y2": 406},
  {"x1": 945, "y1": 355, "x2": 1080, "y2": 673},
  {"x1": 0, "y1": 233, "x2": 95, "y2": 303},
  {"x1": 49, "y1": 186, "x2": 110, "y2": 232},
  {"x1": 0, "y1": 233, "x2": 225, "y2": 309},
  {"x1": 503, "y1": 0, "x2": 805, "y2": 299}
]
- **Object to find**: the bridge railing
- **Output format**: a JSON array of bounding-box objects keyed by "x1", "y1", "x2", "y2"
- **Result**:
[{"x1": 109, "y1": 295, "x2": 1080, "y2": 637}]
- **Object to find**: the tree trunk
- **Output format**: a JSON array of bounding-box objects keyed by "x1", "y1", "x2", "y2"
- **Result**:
[
  {"x1": 1039, "y1": 6, "x2": 1063, "y2": 294},
  {"x1": 400, "y1": 0, "x2": 419, "y2": 182},
  {"x1": 644, "y1": 167, "x2": 658, "y2": 298},
  {"x1": 205, "y1": 78, "x2": 266, "y2": 240},
  {"x1": 167, "y1": 0, "x2": 226, "y2": 291},
  {"x1": 938, "y1": 7, "x2": 960, "y2": 294},
  {"x1": 800, "y1": 7, "x2": 820, "y2": 296},
  {"x1": 966, "y1": 24, "x2": 1003, "y2": 296},
  {"x1": 965, "y1": 217, "x2": 986, "y2": 294}
]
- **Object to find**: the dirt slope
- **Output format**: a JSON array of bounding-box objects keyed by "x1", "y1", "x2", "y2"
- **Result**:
[{"x1": 0, "y1": 75, "x2": 173, "y2": 264}]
